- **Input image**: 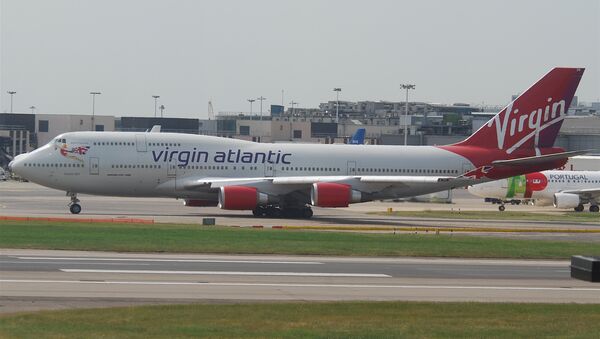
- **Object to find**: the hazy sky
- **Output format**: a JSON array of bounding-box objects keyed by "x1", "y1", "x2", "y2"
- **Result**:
[{"x1": 1, "y1": 0, "x2": 599, "y2": 118}]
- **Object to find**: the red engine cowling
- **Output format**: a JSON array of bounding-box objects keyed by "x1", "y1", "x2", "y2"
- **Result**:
[
  {"x1": 311, "y1": 182, "x2": 362, "y2": 207},
  {"x1": 218, "y1": 186, "x2": 269, "y2": 210},
  {"x1": 183, "y1": 199, "x2": 218, "y2": 207}
]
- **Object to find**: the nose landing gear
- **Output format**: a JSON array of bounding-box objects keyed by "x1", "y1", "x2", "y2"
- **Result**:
[{"x1": 67, "y1": 192, "x2": 82, "y2": 214}]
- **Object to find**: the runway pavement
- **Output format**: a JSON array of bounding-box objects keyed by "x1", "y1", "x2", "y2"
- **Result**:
[
  {"x1": 1, "y1": 181, "x2": 598, "y2": 242},
  {"x1": 2, "y1": 181, "x2": 600, "y2": 313},
  {"x1": 1, "y1": 249, "x2": 599, "y2": 313}
]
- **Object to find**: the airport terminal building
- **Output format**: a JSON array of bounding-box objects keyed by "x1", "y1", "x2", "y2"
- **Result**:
[{"x1": 1, "y1": 99, "x2": 599, "y2": 169}]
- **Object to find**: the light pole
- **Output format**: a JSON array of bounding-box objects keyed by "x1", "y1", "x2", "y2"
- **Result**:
[
  {"x1": 289, "y1": 101, "x2": 298, "y2": 140},
  {"x1": 90, "y1": 91, "x2": 101, "y2": 131},
  {"x1": 29, "y1": 106, "x2": 36, "y2": 114},
  {"x1": 247, "y1": 99, "x2": 256, "y2": 117},
  {"x1": 257, "y1": 96, "x2": 266, "y2": 120},
  {"x1": 159, "y1": 104, "x2": 165, "y2": 118},
  {"x1": 400, "y1": 84, "x2": 415, "y2": 145},
  {"x1": 152, "y1": 95, "x2": 160, "y2": 117},
  {"x1": 7, "y1": 91, "x2": 16, "y2": 113},
  {"x1": 289, "y1": 101, "x2": 298, "y2": 114},
  {"x1": 333, "y1": 88, "x2": 341, "y2": 123}
]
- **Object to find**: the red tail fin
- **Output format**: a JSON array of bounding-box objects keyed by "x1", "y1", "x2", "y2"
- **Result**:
[{"x1": 457, "y1": 68, "x2": 584, "y2": 154}]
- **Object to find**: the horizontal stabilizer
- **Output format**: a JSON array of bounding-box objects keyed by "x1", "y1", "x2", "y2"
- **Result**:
[{"x1": 491, "y1": 150, "x2": 591, "y2": 167}]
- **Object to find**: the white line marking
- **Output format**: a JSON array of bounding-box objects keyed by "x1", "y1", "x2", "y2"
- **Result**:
[
  {"x1": 59, "y1": 269, "x2": 390, "y2": 278},
  {"x1": 16, "y1": 257, "x2": 322, "y2": 265},
  {"x1": 1, "y1": 261, "x2": 150, "y2": 266},
  {"x1": 1, "y1": 279, "x2": 599, "y2": 292}
]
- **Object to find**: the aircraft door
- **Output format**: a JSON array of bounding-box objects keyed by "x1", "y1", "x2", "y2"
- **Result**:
[
  {"x1": 264, "y1": 163, "x2": 274, "y2": 177},
  {"x1": 501, "y1": 178, "x2": 509, "y2": 190},
  {"x1": 167, "y1": 158, "x2": 177, "y2": 178},
  {"x1": 135, "y1": 134, "x2": 147, "y2": 152},
  {"x1": 90, "y1": 157, "x2": 99, "y2": 175},
  {"x1": 347, "y1": 161, "x2": 357, "y2": 175}
]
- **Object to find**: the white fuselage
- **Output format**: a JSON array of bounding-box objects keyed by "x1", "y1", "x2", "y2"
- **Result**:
[
  {"x1": 11, "y1": 131, "x2": 473, "y2": 201},
  {"x1": 468, "y1": 170, "x2": 600, "y2": 205}
]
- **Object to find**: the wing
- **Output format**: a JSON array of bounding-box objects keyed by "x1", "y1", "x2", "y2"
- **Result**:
[{"x1": 177, "y1": 174, "x2": 479, "y2": 203}]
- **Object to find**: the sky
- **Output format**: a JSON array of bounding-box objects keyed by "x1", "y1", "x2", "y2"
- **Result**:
[{"x1": 1, "y1": 0, "x2": 599, "y2": 118}]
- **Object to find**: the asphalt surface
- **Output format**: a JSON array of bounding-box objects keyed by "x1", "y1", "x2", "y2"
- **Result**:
[
  {"x1": 2, "y1": 249, "x2": 600, "y2": 313},
  {"x1": 1, "y1": 181, "x2": 600, "y2": 313},
  {"x1": 1, "y1": 181, "x2": 599, "y2": 241}
]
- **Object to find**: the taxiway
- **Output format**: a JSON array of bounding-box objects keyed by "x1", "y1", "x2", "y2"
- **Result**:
[{"x1": 2, "y1": 249, "x2": 599, "y2": 313}]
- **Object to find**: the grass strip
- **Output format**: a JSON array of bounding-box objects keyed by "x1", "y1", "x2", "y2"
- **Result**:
[
  {"x1": 1, "y1": 302, "x2": 600, "y2": 338},
  {"x1": 1, "y1": 220, "x2": 598, "y2": 258},
  {"x1": 371, "y1": 209, "x2": 600, "y2": 222}
]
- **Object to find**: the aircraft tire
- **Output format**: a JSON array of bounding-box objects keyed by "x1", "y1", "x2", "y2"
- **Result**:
[
  {"x1": 498, "y1": 205, "x2": 505, "y2": 212},
  {"x1": 252, "y1": 207, "x2": 266, "y2": 217},
  {"x1": 69, "y1": 203, "x2": 82, "y2": 214},
  {"x1": 575, "y1": 204, "x2": 585, "y2": 212},
  {"x1": 265, "y1": 207, "x2": 281, "y2": 218},
  {"x1": 590, "y1": 205, "x2": 599, "y2": 213},
  {"x1": 302, "y1": 207, "x2": 313, "y2": 219}
]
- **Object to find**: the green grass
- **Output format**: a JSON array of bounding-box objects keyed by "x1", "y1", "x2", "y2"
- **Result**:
[
  {"x1": 1, "y1": 302, "x2": 600, "y2": 338},
  {"x1": 0, "y1": 220, "x2": 598, "y2": 258},
  {"x1": 372, "y1": 209, "x2": 600, "y2": 222}
]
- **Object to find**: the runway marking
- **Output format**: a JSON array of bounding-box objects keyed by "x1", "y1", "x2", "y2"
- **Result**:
[
  {"x1": 2, "y1": 279, "x2": 600, "y2": 292},
  {"x1": 60, "y1": 269, "x2": 390, "y2": 278},
  {"x1": 16, "y1": 257, "x2": 322, "y2": 265}
]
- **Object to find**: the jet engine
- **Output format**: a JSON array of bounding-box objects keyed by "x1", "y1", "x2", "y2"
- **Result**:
[
  {"x1": 311, "y1": 182, "x2": 362, "y2": 207},
  {"x1": 553, "y1": 193, "x2": 580, "y2": 209},
  {"x1": 218, "y1": 186, "x2": 269, "y2": 210},
  {"x1": 183, "y1": 199, "x2": 218, "y2": 207}
]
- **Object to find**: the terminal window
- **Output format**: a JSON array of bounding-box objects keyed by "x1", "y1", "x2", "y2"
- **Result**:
[
  {"x1": 239, "y1": 126, "x2": 250, "y2": 136},
  {"x1": 39, "y1": 120, "x2": 49, "y2": 132},
  {"x1": 293, "y1": 130, "x2": 302, "y2": 139}
]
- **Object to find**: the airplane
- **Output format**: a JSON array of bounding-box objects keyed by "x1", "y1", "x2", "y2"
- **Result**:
[
  {"x1": 8, "y1": 67, "x2": 585, "y2": 219},
  {"x1": 468, "y1": 170, "x2": 600, "y2": 212},
  {"x1": 349, "y1": 128, "x2": 366, "y2": 145}
]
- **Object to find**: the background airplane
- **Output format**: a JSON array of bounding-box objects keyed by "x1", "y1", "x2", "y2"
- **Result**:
[
  {"x1": 8, "y1": 68, "x2": 585, "y2": 218},
  {"x1": 349, "y1": 128, "x2": 366, "y2": 145},
  {"x1": 468, "y1": 170, "x2": 600, "y2": 212}
]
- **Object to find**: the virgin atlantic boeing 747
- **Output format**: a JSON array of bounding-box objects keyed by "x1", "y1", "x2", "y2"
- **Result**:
[{"x1": 9, "y1": 67, "x2": 585, "y2": 218}]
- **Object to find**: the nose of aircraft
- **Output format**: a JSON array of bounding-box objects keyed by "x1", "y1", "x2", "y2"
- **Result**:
[{"x1": 8, "y1": 153, "x2": 27, "y2": 176}]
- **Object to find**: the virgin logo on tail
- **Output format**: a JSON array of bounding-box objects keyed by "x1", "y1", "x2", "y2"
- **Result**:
[
  {"x1": 490, "y1": 97, "x2": 566, "y2": 154},
  {"x1": 452, "y1": 68, "x2": 584, "y2": 155}
]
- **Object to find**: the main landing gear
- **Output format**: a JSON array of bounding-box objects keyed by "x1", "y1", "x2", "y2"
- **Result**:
[
  {"x1": 573, "y1": 204, "x2": 599, "y2": 213},
  {"x1": 252, "y1": 205, "x2": 313, "y2": 219},
  {"x1": 67, "y1": 192, "x2": 82, "y2": 214}
]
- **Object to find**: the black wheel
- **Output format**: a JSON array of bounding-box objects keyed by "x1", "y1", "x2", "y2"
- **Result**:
[
  {"x1": 265, "y1": 207, "x2": 281, "y2": 218},
  {"x1": 252, "y1": 207, "x2": 264, "y2": 217},
  {"x1": 574, "y1": 204, "x2": 584, "y2": 212},
  {"x1": 69, "y1": 203, "x2": 82, "y2": 214},
  {"x1": 498, "y1": 205, "x2": 505, "y2": 212},
  {"x1": 281, "y1": 208, "x2": 299, "y2": 219},
  {"x1": 590, "y1": 205, "x2": 599, "y2": 213},
  {"x1": 302, "y1": 208, "x2": 313, "y2": 219}
]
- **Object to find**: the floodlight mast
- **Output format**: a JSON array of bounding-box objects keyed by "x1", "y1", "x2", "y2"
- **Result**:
[{"x1": 400, "y1": 84, "x2": 415, "y2": 145}]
